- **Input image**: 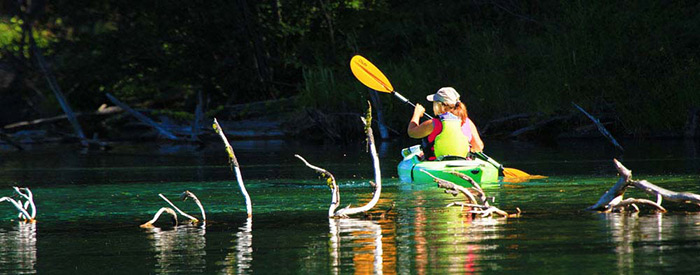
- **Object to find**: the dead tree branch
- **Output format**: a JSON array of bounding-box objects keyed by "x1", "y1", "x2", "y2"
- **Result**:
[
  {"x1": 297, "y1": 102, "x2": 382, "y2": 218},
  {"x1": 140, "y1": 207, "x2": 178, "y2": 228},
  {"x1": 213, "y1": 118, "x2": 253, "y2": 217},
  {"x1": 421, "y1": 170, "x2": 518, "y2": 218},
  {"x1": 106, "y1": 93, "x2": 179, "y2": 140},
  {"x1": 572, "y1": 102, "x2": 623, "y2": 151},
  {"x1": 158, "y1": 193, "x2": 199, "y2": 224},
  {"x1": 295, "y1": 154, "x2": 341, "y2": 217},
  {"x1": 588, "y1": 159, "x2": 700, "y2": 212}
]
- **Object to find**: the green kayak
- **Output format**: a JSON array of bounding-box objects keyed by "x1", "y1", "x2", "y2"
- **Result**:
[{"x1": 397, "y1": 145, "x2": 500, "y2": 187}]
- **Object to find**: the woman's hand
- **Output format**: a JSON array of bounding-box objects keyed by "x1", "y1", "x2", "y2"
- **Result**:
[{"x1": 412, "y1": 103, "x2": 425, "y2": 119}]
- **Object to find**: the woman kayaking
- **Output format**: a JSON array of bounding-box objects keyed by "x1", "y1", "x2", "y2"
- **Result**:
[{"x1": 407, "y1": 87, "x2": 484, "y2": 161}]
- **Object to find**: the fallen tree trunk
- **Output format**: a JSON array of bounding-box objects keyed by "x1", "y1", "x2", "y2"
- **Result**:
[
  {"x1": 0, "y1": 129, "x2": 24, "y2": 150},
  {"x1": 106, "y1": 93, "x2": 179, "y2": 140},
  {"x1": 588, "y1": 159, "x2": 700, "y2": 212},
  {"x1": 26, "y1": 17, "x2": 89, "y2": 147},
  {"x1": 572, "y1": 102, "x2": 624, "y2": 151},
  {"x1": 3, "y1": 105, "x2": 122, "y2": 130}
]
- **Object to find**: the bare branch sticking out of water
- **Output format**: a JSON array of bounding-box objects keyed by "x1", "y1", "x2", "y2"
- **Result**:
[
  {"x1": 0, "y1": 197, "x2": 32, "y2": 221},
  {"x1": 295, "y1": 154, "x2": 340, "y2": 217},
  {"x1": 213, "y1": 118, "x2": 252, "y2": 217},
  {"x1": 13, "y1": 187, "x2": 36, "y2": 220},
  {"x1": 181, "y1": 191, "x2": 206, "y2": 223},
  {"x1": 140, "y1": 207, "x2": 178, "y2": 228},
  {"x1": 333, "y1": 110, "x2": 382, "y2": 217},
  {"x1": 159, "y1": 194, "x2": 199, "y2": 224},
  {"x1": 296, "y1": 102, "x2": 382, "y2": 218},
  {"x1": 446, "y1": 171, "x2": 485, "y2": 200},
  {"x1": 421, "y1": 170, "x2": 520, "y2": 218},
  {"x1": 421, "y1": 169, "x2": 479, "y2": 204},
  {"x1": 588, "y1": 159, "x2": 700, "y2": 212},
  {"x1": 1, "y1": 187, "x2": 35, "y2": 222}
]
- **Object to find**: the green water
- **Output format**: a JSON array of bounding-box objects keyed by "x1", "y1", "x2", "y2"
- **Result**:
[{"x1": 1, "y1": 139, "x2": 699, "y2": 273}]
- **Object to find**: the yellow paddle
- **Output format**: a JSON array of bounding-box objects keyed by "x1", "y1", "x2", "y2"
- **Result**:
[
  {"x1": 350, "y1": 55, "x2": 545, "y2": 182},
  {"x1": 350, "y1": 55, "x2": 432, "y2": 119}
]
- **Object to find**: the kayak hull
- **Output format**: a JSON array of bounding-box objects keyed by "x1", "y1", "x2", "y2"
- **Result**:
[{"x1": 397, "y1": 146, "x2": 499, "y2": 187}]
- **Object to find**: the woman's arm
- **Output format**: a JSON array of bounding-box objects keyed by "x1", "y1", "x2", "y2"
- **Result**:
[
  {"x1": 407, "y1": 104, "x2": 433, "y2": 138},
  {"x1": 468, "y1": 120, "x2": 484, "y2": 152}
]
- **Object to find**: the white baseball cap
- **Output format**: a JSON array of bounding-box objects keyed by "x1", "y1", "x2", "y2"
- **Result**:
[{"x1": 426, "y1": 87, "x2": 460, "y2": 105}]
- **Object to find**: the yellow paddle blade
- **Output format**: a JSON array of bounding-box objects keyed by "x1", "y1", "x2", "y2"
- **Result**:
[
  {"x1": 503, "y1": 167, "x2": 530, "y2": 178},
  {"x1": 502, "y1": 167, "x2": 547, "y2": 183},
  {"x1": 350, "y1": 55, "x2": 394, "y2": 93}
]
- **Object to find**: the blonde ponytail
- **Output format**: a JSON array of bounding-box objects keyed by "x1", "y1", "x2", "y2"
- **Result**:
[{"x1": 453, "y1": 102, "x2": 468, "y2": 124}]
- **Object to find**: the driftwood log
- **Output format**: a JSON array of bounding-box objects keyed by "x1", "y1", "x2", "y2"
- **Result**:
[{"x1": 588, "y1": 159, "x2": 700, "y2": 212}]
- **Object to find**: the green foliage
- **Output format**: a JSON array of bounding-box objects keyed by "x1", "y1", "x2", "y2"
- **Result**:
[
  {"x1": 3, "y1": 0, "x2": 700, "y2": 137},
  {"x1": 0, "y1": 17, "x2": 23, "y2": 58},
  {"x1": 298, "y1": 66, "x2": 365, "y2": 112},
  {"x1": 0, "y1": 16, "x2": 57, "y2": 58},
  {"x1": 300, "y1": 0, "x2": 700, "y2": 135}
]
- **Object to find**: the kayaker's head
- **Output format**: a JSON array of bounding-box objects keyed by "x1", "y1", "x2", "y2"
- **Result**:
[{"x1": 427, "y1": 87, "x2": 468, "y2": 123}]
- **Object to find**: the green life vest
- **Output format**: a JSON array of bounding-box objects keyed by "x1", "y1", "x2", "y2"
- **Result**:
[{"x1": 426, "y1": 113, "x2": 471, "y2": 160}]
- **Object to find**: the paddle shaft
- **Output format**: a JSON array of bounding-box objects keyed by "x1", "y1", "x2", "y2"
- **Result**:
[
  {"x1": 472, "y1": 151, "x2": 504, "y2": 172},
  {"x1": 393, "y1": 92, "x2": 433, "y2": 119}
]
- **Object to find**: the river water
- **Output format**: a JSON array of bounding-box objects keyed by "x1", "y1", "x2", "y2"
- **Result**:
[{"x1": 0, "y1": 138, "x2": 699, "y2": 273}]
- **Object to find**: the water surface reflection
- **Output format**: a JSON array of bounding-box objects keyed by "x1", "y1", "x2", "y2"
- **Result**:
[
  {"x1": 408, "y1": 195, "x2": 507, "y2": 274},
  {"x1": 0, "y1": 222, "x2": 36, "y2": 274},
  {"x1": 145, "y1": 225, "x2": 206, "y2": 273},
  {"x1": 222, "y1": 218, "x2": 253, "y2": 274},
  {"x1": 606, "y1": 213, "x2": 700, "y2": 274},
  {"x1": 329, "y1": 218, "x2": 391, "y2": 274}
]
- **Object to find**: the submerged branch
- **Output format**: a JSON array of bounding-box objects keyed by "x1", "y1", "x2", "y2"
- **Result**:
[
  {"x1": 446, "y1": 171, "x2": 486, "y2": 202},
  {"x1": 421, "y1": 170, "x2": 519, "y2": 218},
  {"x1": 421, "y1": 169, "x2": 479, "y2": 204},
  {"x1": 614, "y1": 198, "x2": 666, "y2": 212}
]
